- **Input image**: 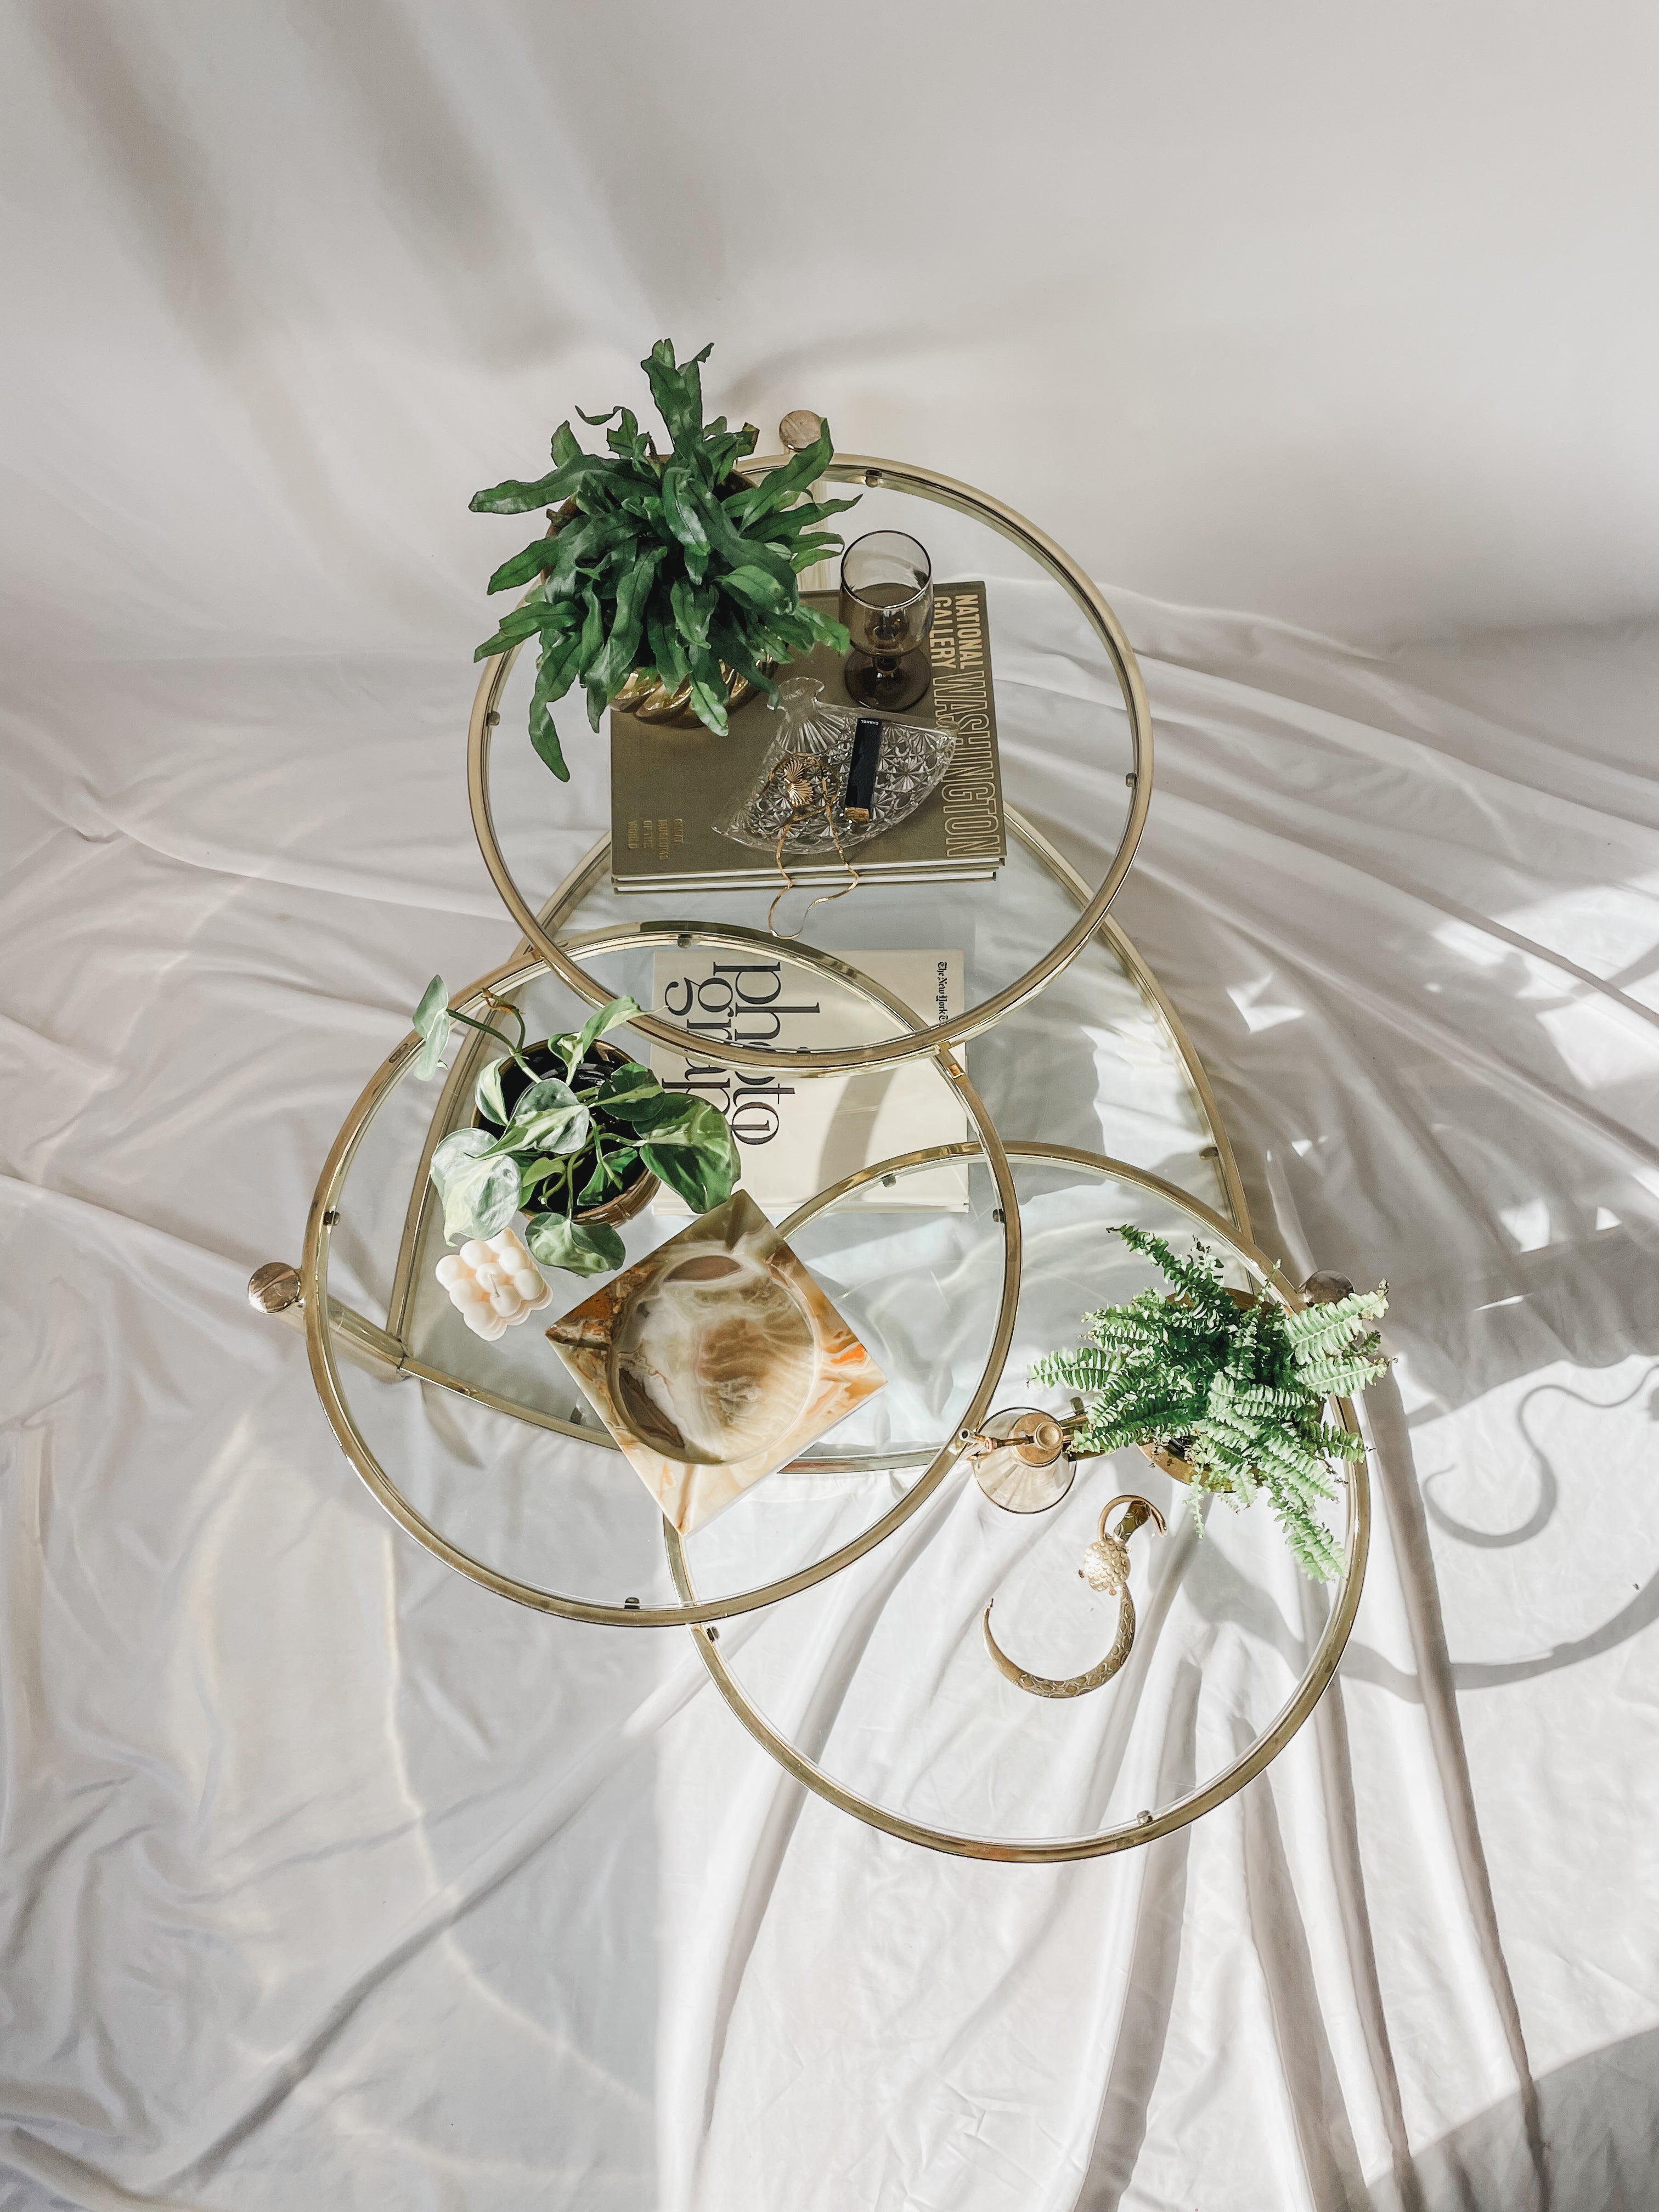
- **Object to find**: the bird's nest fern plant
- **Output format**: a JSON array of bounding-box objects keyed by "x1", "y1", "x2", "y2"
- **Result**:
[
  {"x1": 1032, "y1": 1225, "x2": 1389, "y2": 1581},
  {"x1": 470, "y1": 339, "x2": 859, "y2": 778}
]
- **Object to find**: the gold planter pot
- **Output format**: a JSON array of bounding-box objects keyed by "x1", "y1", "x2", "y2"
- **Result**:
[
  {"x1": 1137, "y1": 1440, "x2": 1197, "y2": 1485},
  {"x1": 608, "y1": 661, "x2": 765, "y2": 728}
]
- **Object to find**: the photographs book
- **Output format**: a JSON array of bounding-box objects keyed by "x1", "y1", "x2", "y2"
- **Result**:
[
  {"x1": 647, "y1": 946, "x2": 970, "y2": 1212},
  {"x1": 611, "y1": 580, "x2": 1003, "y2": 892}
]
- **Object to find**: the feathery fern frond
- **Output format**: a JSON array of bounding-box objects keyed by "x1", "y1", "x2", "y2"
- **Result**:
[
  {"x1": 1031, "y1": 1345, "x2": 1120, "y2": 1393},
  {"x1": 1116, "y1": 1225, "x2": 1234, "y2": 1319},
  {"x1": 1283, "y1": 1283, "x2": 1386, "y2": 1349},
  {"x1": 1296, "y1": 1351, "x2": 1388, "y2": 1396}
]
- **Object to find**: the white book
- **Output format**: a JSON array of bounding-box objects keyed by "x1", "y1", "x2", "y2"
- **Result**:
[{"x1": 648, "y1": 948, "x2": 969, "y2": 1212}]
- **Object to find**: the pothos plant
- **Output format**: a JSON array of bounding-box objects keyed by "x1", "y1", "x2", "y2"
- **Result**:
[
  {"x1": 1032, "y1": 1225, "x2": 1389, "y2": 1581},
  {"x1": 410, "y1": 978, "x2": 740, "y2": 1277},
  {"x1": 470, "y1": 338, "x2": 860, "y2": 777}
]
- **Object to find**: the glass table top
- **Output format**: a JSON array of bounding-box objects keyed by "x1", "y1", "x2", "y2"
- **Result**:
[
  {"x1": 670, "y1": 1154, "x2": 1356, "y2": 1859},
  {"x1": 469, "y1": 460, "x2": 1150, "y2": 1069},
  {"x1": 317, "y1": 856, "x2": 1236, "y2": 1615},
  {"x1": 323, "y1": 947, "x2": 1012, "y2": 1620}
]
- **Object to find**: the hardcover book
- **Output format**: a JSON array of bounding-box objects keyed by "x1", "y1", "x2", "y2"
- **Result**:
[
  {"x1": 647, "y1": 945, "x2": 970, "y2": 1212},
  {"x1": 610, "y1": 580, "x2": 1004, "y2": 892}
]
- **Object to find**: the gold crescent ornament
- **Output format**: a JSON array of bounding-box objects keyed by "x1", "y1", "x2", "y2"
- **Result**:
[{"x1": 982, "y1": 1496, "x2": 1166, "y2": 1699}]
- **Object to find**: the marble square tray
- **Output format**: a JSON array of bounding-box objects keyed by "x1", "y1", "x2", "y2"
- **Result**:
[{"x1": 545, "y1": 1190, "x2": 887, "y2": 1534}]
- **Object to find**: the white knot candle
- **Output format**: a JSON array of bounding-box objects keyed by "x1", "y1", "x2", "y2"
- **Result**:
[{"x1": 435, "y1": 1230, "x2": 552, "y2": 1341}]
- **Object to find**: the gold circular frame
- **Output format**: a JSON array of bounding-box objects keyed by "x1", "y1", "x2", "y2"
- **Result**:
[
  {"x1": 664, "y1": 1143, "x2": 1370, "y2": 1862},
  {"x1": 467, "y1": 454, "x2": 1154, "y2": 1075},
  {"x1": 285, "y1": 434, "x2": 1376, "y2": 1858},
  {"x1": 301, "y1": 924, "x2": 1022, "y2": 1628}
]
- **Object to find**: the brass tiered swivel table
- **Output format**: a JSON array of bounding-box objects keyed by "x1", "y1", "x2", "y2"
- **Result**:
[{"x1": 257, "y1": 453, "x2": 1366, "y2": 1862}]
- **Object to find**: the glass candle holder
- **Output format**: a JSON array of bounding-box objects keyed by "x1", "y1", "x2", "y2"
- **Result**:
[{"x1": 839, "y1": 530, "x2": 934, "y2": 713}]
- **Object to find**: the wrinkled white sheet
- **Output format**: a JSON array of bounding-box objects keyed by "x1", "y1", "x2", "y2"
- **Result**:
[
  {"x1": 5, "y1": 593, "x2": 1658, "y2": 2210},
  {"x1": 5, "y1": 4, "x2": 1659, "y2": 2206}
]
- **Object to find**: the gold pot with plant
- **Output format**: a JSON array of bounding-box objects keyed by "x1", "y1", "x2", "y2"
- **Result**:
[{"x1": 469, "y1": 340, "x2": 859, "y2": 775}]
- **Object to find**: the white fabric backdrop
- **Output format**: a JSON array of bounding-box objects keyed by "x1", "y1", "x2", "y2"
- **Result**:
[{"x1": 4, "y1": 7, "x2": 1659, "y2": 2209}]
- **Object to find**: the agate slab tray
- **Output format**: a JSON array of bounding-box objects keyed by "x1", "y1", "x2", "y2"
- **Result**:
[{"x1": 545, "y1": 1190, "x2": 887, "y2": 1534}]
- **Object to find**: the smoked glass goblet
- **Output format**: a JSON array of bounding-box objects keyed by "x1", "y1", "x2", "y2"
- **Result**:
[{"x1": 839, "y1": 530, "x2": 934, "y2": 712}]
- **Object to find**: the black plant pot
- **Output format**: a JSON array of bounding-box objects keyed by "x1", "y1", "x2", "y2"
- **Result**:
[{"x1": 472, "y1": 1038, "x2": 659, "y2": 1226}]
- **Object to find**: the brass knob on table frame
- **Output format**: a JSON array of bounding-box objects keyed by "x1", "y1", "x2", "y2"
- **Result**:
[{"x1": 248, "y1": 1262, "x2": 302, "y2": 1316}]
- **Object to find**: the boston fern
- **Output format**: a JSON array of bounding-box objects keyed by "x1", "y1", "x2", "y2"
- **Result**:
[
  {"x1": 409, "y1": 979, "x2": 739, "y2": 1277},
  {"x1": 1032, "y1": 1225, "x2": 1388, "y2": 1581},
  {"x1": 470, "y1": 338, "x2": 859, "y2": 777}
]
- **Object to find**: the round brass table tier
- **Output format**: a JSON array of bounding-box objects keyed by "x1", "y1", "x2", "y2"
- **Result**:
[
  {"x1": 467, "y1": 452, "x2": 1154, "y2": 1076},
  {"x1": 302, "y1": 923, "x2": 1024, "y2": 1629},
  {"x1": 663, "y1": 1143, "x2": 1369, "y2": 1865}
]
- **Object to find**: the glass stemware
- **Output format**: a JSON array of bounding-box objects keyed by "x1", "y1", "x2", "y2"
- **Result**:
[{"x1": 840, "y1": 529, "x2": 934, "y2": 712}]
